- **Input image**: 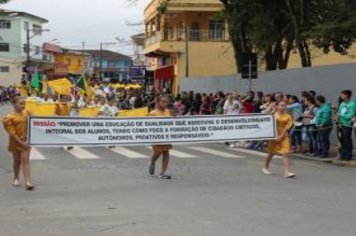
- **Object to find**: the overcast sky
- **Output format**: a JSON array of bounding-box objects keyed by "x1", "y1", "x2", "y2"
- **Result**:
[{"x1": 3, "y1": 0, "x2": 150, "y2": 55}]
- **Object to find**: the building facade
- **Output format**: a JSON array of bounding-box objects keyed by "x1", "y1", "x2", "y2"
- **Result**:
[
  {"x1": 54, "y1": 49, "x2": 91, "y2": 78},
  {"x1": 80, "y1": 50, "x2": 132, "y2": 82},
  {"x1": 144, "y1": 0, "x2": 236, "y2": 93},
  {"x1": 0, "y1": 9, "x2": 48, "y2": 85},
  {"x1": 131, "y1": 33, "x2": 150, "y2": 67}
]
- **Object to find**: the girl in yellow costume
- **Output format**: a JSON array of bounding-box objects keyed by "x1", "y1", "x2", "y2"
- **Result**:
[
  {"x1": 148, "y1": 95, "x2": 173, "y2": 179},
  {"x1": 263, "y1": 101, "x2": 296, "y2": 178},
  {"x1": 3, "y1": 96, "x2": 35, "y2": 190}
]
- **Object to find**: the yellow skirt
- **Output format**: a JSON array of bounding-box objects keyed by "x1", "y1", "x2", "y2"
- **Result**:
[
  {"x1": 8, "y1": 136, "x2": 28, "y2": 153},
  {"x1": 152, "y1": 145, "x2": 172, "y2": 153},
  {"x1": 267, "y1": 136, "x2": 291, "y2": 155}
]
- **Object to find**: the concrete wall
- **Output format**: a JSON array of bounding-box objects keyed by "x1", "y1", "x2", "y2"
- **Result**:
[
  {"x1": 180, "y1": 63, "x2": 356, "y2": 104},
  {"x1": 0, "y1": 58, "x2": 22, "y2": 86}
]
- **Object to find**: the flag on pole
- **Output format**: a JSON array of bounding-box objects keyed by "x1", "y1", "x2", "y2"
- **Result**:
[
  {"x1": 31, "y1": 72, "x2": 40, "y2": 89},
  {"x1": 76, "y1": 75, "x2": 94, "y2": 98}
]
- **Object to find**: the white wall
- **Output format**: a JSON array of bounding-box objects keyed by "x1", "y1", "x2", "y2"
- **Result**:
[
  {"x1": 0, "y1": 57, "x2": 22, "y2": 86},
  {"x1": 180, "y1": 63, "x2": 356, "y2": 105}
]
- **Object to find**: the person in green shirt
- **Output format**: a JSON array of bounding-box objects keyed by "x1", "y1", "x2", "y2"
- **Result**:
[
  {"x1": 338, "y1": 90, "x2": 356, "y2": 161},
  {"x1": 314, "y1": 96, "x2": 333, "y2": 157}
]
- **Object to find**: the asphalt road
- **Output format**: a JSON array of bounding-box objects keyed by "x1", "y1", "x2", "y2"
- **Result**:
[{"x1": 0, "y1": 105, "x2": 355, "y2": 236}]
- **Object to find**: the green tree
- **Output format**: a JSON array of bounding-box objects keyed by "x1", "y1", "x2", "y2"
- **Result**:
[{"x1": 307, "y1": 0, "x2": 356, "y2": 55}]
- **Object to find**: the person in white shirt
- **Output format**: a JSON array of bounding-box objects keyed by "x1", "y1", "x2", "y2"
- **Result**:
[
  {"x1": 224, "y1": 91, "x2": 243, "y2": 148},
  {"x1": 224, "y1": 91, "x2": 242, "y2": 115},
  {"x1": 99, "y1": 97, "x2": 118, "y2": 117}
]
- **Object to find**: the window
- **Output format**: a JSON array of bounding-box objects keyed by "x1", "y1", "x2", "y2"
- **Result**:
[
  {"x1": 0, "y1": 66, "x2": 10, "y2": 72},
  {"x1": 77, "y1": 59, "x2": 81, "y2": 66},
  {"x1": 209, "y1": 20, "x2": 225, "y2": 40},
  {"x1": 66, "y1": 58, "x2": 71, "y2": 65},
  {"x1": 0, "y1": 20, "x2": 11, "y2": 29},
  {"x1": 32, "y1": 24, "x2": 42, "y2": 35},
  {"x1": 190, "y1": 22, "x2": 201, "y2": 41},
  {"x1": 0, "y1": 43, "x2": 10, "y2": 52},
  {"x1": 43, "y1": 54, "x2": 52, "y2": 61},
  {"x1": 177, "y1": 21, "x2": 184, "y2": 37},
  {"x1": 23, "y1": 44, "x2": 29, "y2": 53},
  {"x1": 24, "y1": 21, "x2": 29, "y2": 31},
  {"x1": 35, "y1": 46, "x2": 40, "y2": 55}
]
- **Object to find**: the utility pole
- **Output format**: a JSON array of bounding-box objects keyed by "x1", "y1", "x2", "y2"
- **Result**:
[
  {"x1": 185, "y1": 26, "x2": 189, "y2": 78},
  {"x1": 26, "y1": 27, "x2": 31, "y2": 81},
  {"x1": 99, "y1": 43, "x2": 103, "y2": 81}
]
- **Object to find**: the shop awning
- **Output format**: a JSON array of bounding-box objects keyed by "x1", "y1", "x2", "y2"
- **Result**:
[{"x1": 154, "y1": 66, "x2": 174, "y2": 81}]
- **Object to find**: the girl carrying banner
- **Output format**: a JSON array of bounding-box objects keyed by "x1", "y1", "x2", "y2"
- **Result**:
[
  {"x1": 3, "y1": 96, "x2": 35, "y2": 190},
  {"x1": 263, "y1": 101, "x2": 296, "y2": 178},
  {"x1": 148, "y1": 95, "x2": 173, "y2": 179}
]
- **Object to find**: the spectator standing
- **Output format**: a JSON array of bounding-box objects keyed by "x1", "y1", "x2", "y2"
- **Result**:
[
  {"x1": 224, "y1": 91, "x2": 243, "y2": 148},
  {"x1": 314, "y1": 96, "x2": 333, "y2": 158},
  {"x1": 241, "y1": 91, "x2": 255, "y2": 114},
  {"x1": 287, "y1": 95, "x2": 303, "y2": 153},
  {"x1": 223, "y1": 91, "x2": 242, "y2": 115},
  {"x1": 338, "y1": 90, "x2": 356, "y2": 161},
  {"x1": 254, "y1": 91, "x2": 264, "y2": 113},
  {"x1": 301, "y1": 96, "x2": 318, "y2": 155}
]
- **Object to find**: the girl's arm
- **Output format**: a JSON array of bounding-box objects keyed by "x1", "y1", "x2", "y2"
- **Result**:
[{"x1": 3, "y1": 116, "x2": 29, "y2": 148}]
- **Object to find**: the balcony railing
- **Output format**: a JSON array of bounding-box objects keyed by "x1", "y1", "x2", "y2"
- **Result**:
[{"x1": 145, "y1": 30, "x2": 228, "y2": 47}]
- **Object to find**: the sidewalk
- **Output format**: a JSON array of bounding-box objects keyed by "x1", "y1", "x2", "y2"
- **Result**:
[
  {"x1": 290, "y1": 151, "x2": 356, "y2": 168},
  {"x1": 237, "y1": 145, "x2": 356, "y2": 168}
]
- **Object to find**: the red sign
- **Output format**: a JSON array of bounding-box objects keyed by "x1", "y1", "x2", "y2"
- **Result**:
[{"x1": 43, "y1": 43, "x2": 63, "y2": 54}]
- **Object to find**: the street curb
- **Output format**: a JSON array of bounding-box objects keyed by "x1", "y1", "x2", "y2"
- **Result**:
[
  {"x1": 235, "y1": 147, "x2": 356, "y2": 168},
  {"x1": 290, "y1": 154, "x2": 356, "y2": 168}
]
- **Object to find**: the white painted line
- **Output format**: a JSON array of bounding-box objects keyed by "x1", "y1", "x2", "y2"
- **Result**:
[
  {"x1": 109, "y1": 147, "x2": 147, "y2": 159},
  {"x1": 30, "y1": 148, "x2": 46, "y2": 160},
  {"x1": 169, "y1": 149, "x2": 198, "y2": 158},
  {"x1": 145, "y1": 146, "x2": 197, "y2": 158},
  {"x1": 228, "y1": 148, "x2": 282, "y2": 159},
  {"x1": 188, "y1": 147, "x2": 244, "y2": 159},
  {"x1": 66, "y1": 147, "x2": 100, "y2": 160}
]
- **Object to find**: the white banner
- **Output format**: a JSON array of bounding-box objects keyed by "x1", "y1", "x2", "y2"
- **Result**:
[{"x1": 28, "y1": 114, "x2": 277, "y2": 147}]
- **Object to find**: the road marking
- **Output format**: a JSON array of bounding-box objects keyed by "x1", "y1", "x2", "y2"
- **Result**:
[
  {"x1": 30, "y1": 148, "x2": 46, "y2": 160},
  {"x1": 145, "y1": 147, "x2": 197, "y2": 158},
  {"x1": 188, "y1": 147, "x2": 244, "y2": 158},
  {"x1": 109, "y1": 147, "x2": 147, "y2": 159},
  {"x1": 228, "y1": 148, "x2": 282, "y2": 159},
  {"x1": 66, "y1": 147, "x2": 101, "y2": 160},
  {"x1": 169, "y1": 149, "x2": 198, "y2": 158}
]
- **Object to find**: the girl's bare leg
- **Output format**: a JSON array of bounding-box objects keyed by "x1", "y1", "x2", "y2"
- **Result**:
[
  {"x1": 282, "y1": 153, "x2": 295, "y2": 178},
  {"x1": 21, "y1": 149, "x2": 32, "y2": 185},
  {"x1": 150, "y1": 153, "x2": 161, "y2": 165},
  {"x1": 161, "y1": 151, "x2": 170, "y2": 175},
  {"x1": 264, "y1": 153, "x2": 274, "y2": 170},
  {"x1": 12, "y1": 152, "x2": 21, "y2": 186}
]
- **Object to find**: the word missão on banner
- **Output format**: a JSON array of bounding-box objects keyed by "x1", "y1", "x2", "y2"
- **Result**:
[{"x1": 28, "y1": 114, "x2": 277, "y2": 147}]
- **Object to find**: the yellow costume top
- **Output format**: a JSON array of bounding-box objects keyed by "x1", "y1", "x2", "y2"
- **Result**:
[
  {"x1": 149, "y1": 109, "x2": 172, "y2": 152},
  {"x1": 56, "y1": 102, "x2": 71, "y2": 116},
  {"x1": 267, "y1": 112, "x2": 294, "y2": 155},
  {"x1": 3, "y1": 110, "x2": 30, "y2": 152}
]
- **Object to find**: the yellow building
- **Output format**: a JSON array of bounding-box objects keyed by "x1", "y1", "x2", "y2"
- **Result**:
[
  {"x1": 55, "y1": 50, "x2": 88, "y2": 76},
  {"x1": 144, "y1": 0, "x2": 236, "y2": 94},
  {"x1": 144, "y1": 0, "x2": 356, "y2": 94}
]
